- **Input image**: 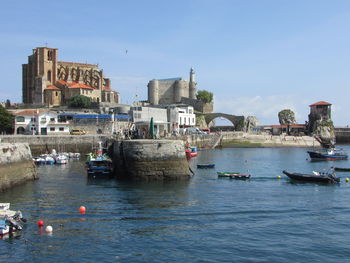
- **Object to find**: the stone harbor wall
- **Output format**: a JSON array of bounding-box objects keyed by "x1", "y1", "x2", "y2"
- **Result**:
[
  {"x1": 0, "y1": 143, "x2": 37, "y2": 191},
  {"x1": 111, "y1": 139, "x2": 191, "y2": 180}
]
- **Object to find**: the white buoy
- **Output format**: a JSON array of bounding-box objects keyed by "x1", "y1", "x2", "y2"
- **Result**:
[{"x1": 45, "y1": 225, "x2": 53, "y2": 232}]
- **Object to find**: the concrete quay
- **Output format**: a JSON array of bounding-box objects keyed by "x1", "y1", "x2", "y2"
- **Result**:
[
  {"x1": 184, "y1": 132, "x2": 321, "y2": 148},
  {"x1": 0, "y1": 134, "x2": 112, "y2": 155},
  {"x1": 111, "y1": 139, "x2": 191, "y2": 181},
  {"x1": 0, "y1": 143, "x2": 37, "y2": 191}
]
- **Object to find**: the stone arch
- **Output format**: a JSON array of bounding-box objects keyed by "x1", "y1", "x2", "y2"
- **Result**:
[
  {"x1": 203, "y1": 113, "x2": 245, "y2": 130},
  {"x1": 17, "y1": 127, "x2": 26, "y2": 134}
]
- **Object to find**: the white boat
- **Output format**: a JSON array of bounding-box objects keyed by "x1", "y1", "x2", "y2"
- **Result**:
[
  {"x1": 55, "y1": 154, "x2": 68, "y2": 164},
  {"x1": 0, "y1": 203, "x2": 25, "y2": 235}
]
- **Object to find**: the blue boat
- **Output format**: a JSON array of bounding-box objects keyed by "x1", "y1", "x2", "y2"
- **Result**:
[
  {"x1": 197, "y1": 163, "x2": 215, "y2": 169},
  {"x1": 307, "y1": 148, "x2": 348, "y2": 161}
]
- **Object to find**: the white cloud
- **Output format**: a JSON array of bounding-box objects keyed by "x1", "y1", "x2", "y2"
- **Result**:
[{"x1": 214, "y1": 94, "x2": 306, "y2": 125}]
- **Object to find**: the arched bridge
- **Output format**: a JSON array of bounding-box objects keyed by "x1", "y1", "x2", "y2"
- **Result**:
[{"x1": 203, "y1": 113, "x2": 245, "y2": 129}]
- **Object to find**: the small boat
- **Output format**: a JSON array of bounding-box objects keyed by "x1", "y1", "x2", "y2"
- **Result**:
[
  {"x1": 217, "y1": 171, "x2": 240, "y2": 177},
  {"x1": 282, "y1": 169, "x2": 339, "y2": 183},
  {"x1": 86, "y1": 142, "x2": 113, "y2": 177},
  {"x1": 307, "y1": 148, "x2": 348, "y2": 161},
  {"x1": 0, "y1": 203, "x2": 26, "y2": 236},
  {"x1": 334, "y1": 167, "x2": 350, "y2": 172},
  {"x1": 55, "y1": 154, "x2": 68, "y2": 164},
  {"x1": 197, "y1": 163, "x2": 215, "y2": 169},
  {"x1": 229, "y1": 174, "x2": 251, "y2": 179}
]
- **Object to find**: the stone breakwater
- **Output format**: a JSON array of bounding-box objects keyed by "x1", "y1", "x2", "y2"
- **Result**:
[
  {"x1": 0, "y1": 143, "x2": 37, "y2": 191},
  {"x1": 112, "y1": 139, "x2": 191, "y2": 180}
]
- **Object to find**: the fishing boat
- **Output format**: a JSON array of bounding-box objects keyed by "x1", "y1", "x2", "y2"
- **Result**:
[
  {"x1": 307, "y1": 147, "x2": 348, "y2": 161},
  {"x1": 282, "y1": 169, "x2": 339, "y2": 183},
  {"x1": 86, "y1": 142, "x2": 113, "y2": 177},
  {"x1": 197, "y1": 163, "x2": 215, "y2": 169},
  {"x1": 217, "y1": 171, "x2": 240, "y2": 178}
]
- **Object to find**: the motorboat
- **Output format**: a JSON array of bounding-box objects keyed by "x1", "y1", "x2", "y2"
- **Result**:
[
  {"x1": 185, "y1": 147, "x2": 198, "y2": 158},
  {"x1": 282, "y1": 169, "x2": 339, "y2": 183},
  {"x1": 307, "y1": 147, "x2": 348, "y2": 161},
  {"x1": 197, "y1": 163, "x2": 215, "y2": 169}
]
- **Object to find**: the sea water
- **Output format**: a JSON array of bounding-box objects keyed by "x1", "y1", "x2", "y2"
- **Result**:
[{"x1": 1, "y1": 146, "x2": 350, "y2": 263}]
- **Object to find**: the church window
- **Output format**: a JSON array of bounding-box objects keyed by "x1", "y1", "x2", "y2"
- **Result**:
[
  {"x1": 48, "y1": 50, "x2": 53, "y2": 61},
  {"x1": 47, "y1": 70, "x2": 52, "y2": 82}
]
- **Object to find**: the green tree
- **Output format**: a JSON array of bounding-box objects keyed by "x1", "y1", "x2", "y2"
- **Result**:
[
  {"x1": 68, "y1": 95, "x2": 92, "y2": 108},
  {"x1": 0, "y1": 105, "x2": 13, "y2": 134},
  {"x1": 196, "y1": 90, "x2": 213, "y2": 103}
]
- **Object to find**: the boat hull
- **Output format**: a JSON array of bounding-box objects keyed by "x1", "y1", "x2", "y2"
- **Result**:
[
  {"x1": 283, "y1": 170, "x2": 339, "y2": 183},
  {"x1": 197, "y1": 164, "x2": 215, "y2": 169},
  {"x1": 307, "y1": 151, "x2": 348, "y2": 161}
]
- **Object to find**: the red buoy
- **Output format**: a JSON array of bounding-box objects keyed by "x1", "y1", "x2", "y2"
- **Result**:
[
  {"x1": 79, "y1": 206, "x2": 86, "y2": 214},
  {"x1": 37, "y1": 220, "x2": 44, "y2": 227}
]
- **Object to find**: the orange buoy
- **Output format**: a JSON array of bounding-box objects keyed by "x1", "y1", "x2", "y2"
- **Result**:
[
  {"x1": 37, "y1": 220, "x2": 44, "y2": 227},
  {"x1": 79, "y1": 206, "x2": 86, "y2": 214}
]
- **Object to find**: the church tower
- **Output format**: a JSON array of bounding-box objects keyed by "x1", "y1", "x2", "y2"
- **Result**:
[{"x1": 189, "y1": 67, "x2": 196, "y2": 99}]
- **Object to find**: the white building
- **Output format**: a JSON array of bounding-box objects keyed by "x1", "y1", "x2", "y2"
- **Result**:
[
  {"x1": 167, "y1": 105, "x2": 196, "y2": 132},
  {"x1": 14, "y1": 109, "x2": 70, "y2": 135},
  {"x1": 131, "y1": 106, "x2": 169, "y2": 138}
]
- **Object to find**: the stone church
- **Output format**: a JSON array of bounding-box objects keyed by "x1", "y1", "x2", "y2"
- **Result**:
[{"x1": 22, "y1": 47, "x2": 120, "y2": 107}]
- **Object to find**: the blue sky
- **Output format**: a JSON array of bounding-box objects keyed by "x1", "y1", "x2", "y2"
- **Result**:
[{"x1": 1, "y1": 0, "x2": 350, "y2": 125}]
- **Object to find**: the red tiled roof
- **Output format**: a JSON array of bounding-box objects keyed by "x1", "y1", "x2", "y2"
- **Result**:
[
  {"x1": 69, "y1": 83, "x2": 93, "y2": 90},
  {"x1": 45, "y1": 85, "x2": 61, "y2": 90},
  {"x1": 14, "y1": 109, "x2": 45, "y2": 115},
  {"x1": 102, "y1": 86, "x2": 112, "y2": 91},
  {"x1": 309, "y1": 101, "x2": 331, "y2": 107},
  {"x1": 56, "y1": 80, "x2": 94, "y2": 90}
]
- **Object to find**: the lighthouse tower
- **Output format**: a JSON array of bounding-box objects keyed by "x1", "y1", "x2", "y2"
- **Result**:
[{"x1": 189, "y1": 67, "x2": 196, "y2": 99}]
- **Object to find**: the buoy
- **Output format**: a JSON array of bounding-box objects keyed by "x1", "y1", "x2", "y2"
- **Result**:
[
  {"x1": 37, "y1": 220, "x2": 44, "y2": 227},
  {"x1": 79, "y1": 206, "x2": 86, "y2": 214},
  {"x1": 45, "y1": 225, "x2": 53, "y2": 232},
  {"x1": 277, "y1": 175, "x2": 281, "y2": 179},
  {"x1": 346, "y1": 178, "x2": 349, "y2": 183}
]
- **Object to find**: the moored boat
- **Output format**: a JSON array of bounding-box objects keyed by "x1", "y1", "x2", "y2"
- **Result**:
[
  {"x1": 86, "y1": 142, "x2": 113, "y2": 177},
  {"x1": 282, "y1": 169, "x2": 339, "y2": 183},
  {"x1": 217, "y1": 171, "x2": 240, "y2": 177},
  {"x1": 229, "y1": 174, "x2": 251, "y2": 179},
  {"x1": 197, "y1": 163, "x2": 215, "y2": 169},
  {"x1": 0, "y1": 203, "x2": 26, "y2": 236},
  {"x1": 307, "y1": 148, "x2": 348, "y2": 161}
]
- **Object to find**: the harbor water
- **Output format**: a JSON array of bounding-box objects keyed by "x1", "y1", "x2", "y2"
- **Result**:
[{"x1": 2, "y1": 146, "x2": 350, "y2": 262}]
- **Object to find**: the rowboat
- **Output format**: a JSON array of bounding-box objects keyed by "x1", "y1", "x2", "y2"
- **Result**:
[
  {"x1": 197, "y1": 163, "x2": 215, "y2": 169},
  {"x1": 282, "y1": 169, "x2": 339, "y2": 183},
  {"x1": 217, "y1": 171, "x2": 240, "y2": 178}
]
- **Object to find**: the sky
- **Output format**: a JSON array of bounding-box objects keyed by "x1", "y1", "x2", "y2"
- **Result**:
[{"x1": 1, "y1": 0, "x2": 350, "y2": 125}]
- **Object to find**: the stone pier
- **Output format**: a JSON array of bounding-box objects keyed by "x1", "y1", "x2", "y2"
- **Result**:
[
  {"x1": 0, "y1": 143, "x2": 37, "y2": 191},
  {"x1": 111, "y1": 139, "x2": 191, "y2": 180}
]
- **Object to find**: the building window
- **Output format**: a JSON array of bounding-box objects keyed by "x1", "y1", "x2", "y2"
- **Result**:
[
  {"x1": 59, "y1": 127, "x2": 64, "y2": 131},
  {"x1": 47, "y1": 70, "x2": 52, "y2": 82},
  {"x1": 180, "y1": 117, "x2": 182, "y2": 124},
  {"x1": 50, "y1": 118, "x2": 55, "y2": 122},
  {"x1": 50, "y1": 127, "x2": 55, "y2": 131},
  {"x1": 16, "y1": 116, "x2": 25, "y2": 122},
  {"x1": 55, "y1": 92, "x2": 58, "y2": 96},
  {"x1": 31, "y1": 117, "x2": 36, "y2": 122},
  {"x1": 48, "y1": 50, "x2": 53, "y2": 61},
  {"x1": 41, "y1": 117, "x2": 46, "y2": 122}
]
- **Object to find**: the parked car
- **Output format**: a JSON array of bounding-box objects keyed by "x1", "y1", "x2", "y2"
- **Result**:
[{"x1": 70, "y1": 129, "x2": 86, "y2": 135}]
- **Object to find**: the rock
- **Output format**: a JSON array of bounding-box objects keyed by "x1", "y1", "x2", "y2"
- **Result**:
[
  {"x1": 244, "y1": 116, "x2": 259, "y2": 132},
  {"x1": 278, "y1": 109, "x2": 297, "y2": 125}
]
